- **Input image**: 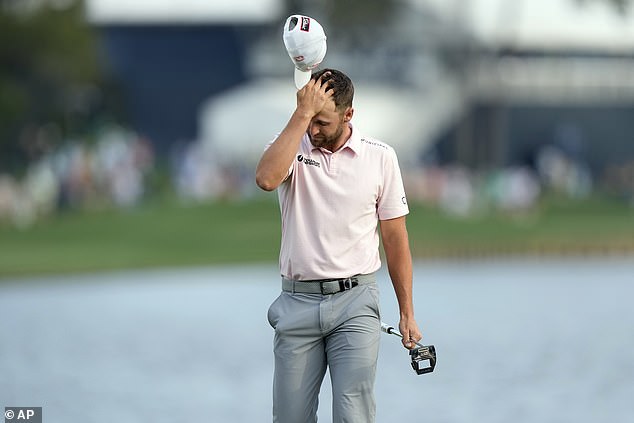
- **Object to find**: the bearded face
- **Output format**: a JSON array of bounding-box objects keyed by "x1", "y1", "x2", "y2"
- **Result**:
[
  {"x1": 309, "y1": 118, "x2": 345, "y2": 151},
  {"x1": 308, "y1": 101, "x2": 352, "y2": 152}
]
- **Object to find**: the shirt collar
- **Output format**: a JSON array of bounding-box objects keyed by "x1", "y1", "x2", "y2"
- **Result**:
[{"x1": 345, "y1": 123, "x2": 362, "y2": 156}]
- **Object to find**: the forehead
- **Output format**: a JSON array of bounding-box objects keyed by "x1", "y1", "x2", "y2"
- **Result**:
[{"x1": 313, "y1": 99, "x2": 341, "y2": 121}]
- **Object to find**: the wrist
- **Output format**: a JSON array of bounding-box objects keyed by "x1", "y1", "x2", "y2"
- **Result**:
[
  {"x1": 294, "y1": 107, "x2": 314, "y2": 121},
  {"x1": 400, "y1": 311, "x2": 415, "y2": 320}
]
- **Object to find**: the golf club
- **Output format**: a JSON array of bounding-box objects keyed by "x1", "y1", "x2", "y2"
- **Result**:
[{"x1": 381, "y1": 322, "x2": 437, "y2": 375}]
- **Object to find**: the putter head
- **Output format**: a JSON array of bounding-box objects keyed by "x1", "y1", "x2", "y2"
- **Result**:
[{"x1": 410, "y1": 345, "x2": 436, "y2": 375}]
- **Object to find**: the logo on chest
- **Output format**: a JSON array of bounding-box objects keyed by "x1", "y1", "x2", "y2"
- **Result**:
[{"x1": 297, "y1": 155, "x2": 321, "y2": 168}]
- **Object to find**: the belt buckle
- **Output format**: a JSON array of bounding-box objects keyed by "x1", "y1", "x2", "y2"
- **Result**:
[
  {"x1": 341, "y1": 277, "x2": 353, "y2": 291},
  {"x1": 319, "y1": 277, "x2": 357, "y2": 295},
  {"x1": 338, "y1": 277, "x2": 357, "y2": 293}
]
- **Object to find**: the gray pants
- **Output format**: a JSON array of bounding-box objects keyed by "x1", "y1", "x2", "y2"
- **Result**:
[{"x1": 267, "y1": 278, "x2": 381, "y2": 423}]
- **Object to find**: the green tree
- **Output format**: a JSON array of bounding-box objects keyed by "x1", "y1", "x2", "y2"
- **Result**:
[{"x1": 0, "y1": 0, "x2": 103, "y2": 172}]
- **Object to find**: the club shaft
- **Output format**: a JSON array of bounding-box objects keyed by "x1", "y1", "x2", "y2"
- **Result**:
[{"x1": 380, "y1": 322, "x2": 424, "y2": 348}]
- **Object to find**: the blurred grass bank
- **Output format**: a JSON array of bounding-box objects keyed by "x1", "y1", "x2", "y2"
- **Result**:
[{"x1": 0, "y1": 196, "x2": 632, "y2": 278}]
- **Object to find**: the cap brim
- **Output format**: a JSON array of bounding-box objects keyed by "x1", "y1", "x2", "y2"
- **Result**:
[{"x1": 294, "y1": 68, "x2": 311, "y2": 89}]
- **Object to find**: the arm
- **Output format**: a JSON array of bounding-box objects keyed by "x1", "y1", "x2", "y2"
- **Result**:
[
  {"x1": 255, "y1": 74, "x2": 333, "y2": 191},
  {"x1": 380, "y1": 215, "x2": 423, "y2": 349}
]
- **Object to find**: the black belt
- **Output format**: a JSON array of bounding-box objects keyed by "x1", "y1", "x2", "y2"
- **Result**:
[{"x1": 281, "y1": 273, "x2": 375, "y2": 295}]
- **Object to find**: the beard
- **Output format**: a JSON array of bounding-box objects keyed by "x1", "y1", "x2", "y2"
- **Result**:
[{"x1": 309, "y1": 121, "x2": 345, "y2": 151}]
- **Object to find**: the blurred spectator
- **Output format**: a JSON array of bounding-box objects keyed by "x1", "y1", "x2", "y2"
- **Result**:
[
  {"x1": 486, "y1": 167, "x2": 541, "y2": 213},
  {"x1": 0, "y1": 175, "x2": 19, "y2": 226},
  {"x1": 23, "y1": 156, "x2": 59, "y2": 217},
  {"x1": 536, "y1": 144, "x2": 592, "y2": 198},
  {"x1": 95, "y1": 126, "x2": 154, "y2": 207},
  {"x1": 172, "y1": 141, "x2": 224, "y2": 201},
  {"x1": 63, "y1": 143, "x2": 97, "y2": 209},
  {"x1": 439, "y1": 166, "x2": 475, "y2": 217},
  {"x1": 602, "y1": 160, "x2": 634, "y2": 205}
]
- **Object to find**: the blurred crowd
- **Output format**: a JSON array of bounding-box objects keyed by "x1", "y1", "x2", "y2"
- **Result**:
[
  {"x1": 169, "y1": 141, "x2": 256, "y2": 203},
  {"x1": 403, "y1": 144, "x2": 595, "y2": 217},
  {"x1": 167, "y1": 136, "x2": 634, "y2": 218},
  {"x1": 0, "y1": 124, "x2": 154, "y2": 228},
  {"x1": 1, "y1": 130, "x2": 633, "y2": 228}
]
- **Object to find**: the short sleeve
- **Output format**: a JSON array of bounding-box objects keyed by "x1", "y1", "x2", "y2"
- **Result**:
[
  {"x1": 264, "y1": 136, "x2": 294, "y2": 182},
  {"x1": 377, "y1": 147, "x2": 409, "y2": 220}
]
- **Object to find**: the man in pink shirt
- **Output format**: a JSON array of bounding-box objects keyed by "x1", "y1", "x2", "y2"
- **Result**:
[{"x1": 256, "y1": 68, "x2": 422, "y2": 423}]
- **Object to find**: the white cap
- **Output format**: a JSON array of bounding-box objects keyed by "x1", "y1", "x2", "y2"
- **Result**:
[{"x1": 282, "y1": 15, "x2": 327, "y2": 89}]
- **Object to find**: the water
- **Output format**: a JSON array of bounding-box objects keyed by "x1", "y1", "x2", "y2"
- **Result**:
[{"x1": 1, "y1": 258, "x2": 633, "y2": 422}]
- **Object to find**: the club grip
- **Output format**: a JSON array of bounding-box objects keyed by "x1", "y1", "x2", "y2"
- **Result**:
[{"x1": 380, "y1": 322, "x2": 397, "y2": 335}]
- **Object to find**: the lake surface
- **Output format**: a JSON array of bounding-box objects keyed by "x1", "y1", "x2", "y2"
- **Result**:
[{"x1": 1, "y1": 258, "x2": 633, "y2": 422}]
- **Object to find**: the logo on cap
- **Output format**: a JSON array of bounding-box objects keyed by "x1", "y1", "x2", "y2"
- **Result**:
[
  {"x1": 294, "y1": 55, "x2": 305, "y2": 62},
  {"x1": 301, "y1": 17, "x2": 310, "y2": 31}
]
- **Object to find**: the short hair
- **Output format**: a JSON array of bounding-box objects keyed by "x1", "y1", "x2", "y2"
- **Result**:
[{"x1": 311, "y1": 68, "x2": 354, "y2": 110}]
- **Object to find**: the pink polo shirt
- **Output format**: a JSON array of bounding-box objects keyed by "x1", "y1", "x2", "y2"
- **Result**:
[{"x1": 271, "y1": 123, "x2": 409, "y2": 280}]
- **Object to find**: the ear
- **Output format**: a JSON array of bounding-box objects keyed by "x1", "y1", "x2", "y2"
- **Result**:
[{"x1": 343, "y1": 107, "x2": 354, "y2": 122}]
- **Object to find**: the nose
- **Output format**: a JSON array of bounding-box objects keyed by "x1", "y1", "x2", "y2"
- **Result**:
[{"x1": 309, "y1": 122, "x2": 320, "y2": 137}]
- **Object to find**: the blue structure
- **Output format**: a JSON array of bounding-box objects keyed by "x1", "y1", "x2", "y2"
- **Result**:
[
  {"x1": 99, "y1": 25, "x2": 249, "y2": 153},
  {"x1": 85, "y1": 0, "x2": 281, "y2": 153}
]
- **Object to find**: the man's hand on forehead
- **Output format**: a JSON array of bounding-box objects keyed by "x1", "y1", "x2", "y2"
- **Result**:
[{"x1": 296, "y1": 71, "x2": 335, "y2": 118}]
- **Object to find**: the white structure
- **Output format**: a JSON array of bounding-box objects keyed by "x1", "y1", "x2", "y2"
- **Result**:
[
  {"x1": 414, "y1": 0, "x2": 634, "y2": 52},
  {"x1": 85, "y1": 0, "x2": 282, "y2": 24}
]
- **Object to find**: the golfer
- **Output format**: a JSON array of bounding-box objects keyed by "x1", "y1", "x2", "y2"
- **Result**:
[{"x1": 256, "y1": 68, "x2": 422, "y2": 423}]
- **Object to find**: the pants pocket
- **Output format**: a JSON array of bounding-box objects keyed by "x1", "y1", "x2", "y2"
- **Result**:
[
  {"x1": 267, "y1": 294, "x2": 282, "y2": 329},
  {"x1": 366, "y1": 284, "x2": 381, "y2": 320}
]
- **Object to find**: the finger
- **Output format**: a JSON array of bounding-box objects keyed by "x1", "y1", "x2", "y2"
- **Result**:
[
  {"x1": 402, "y1": 329, "x2": 413, "y2": 349},
  {"x1": 322, "y1": 81, "x2": 335, "y2": 97},
  {"x1": 415, "y1": 327, "x2": 423, "y2": 341},
  {"x1": 318, "y1": 80, "x2": 332, "y2": 95},
  {"x1": 317, "y1": 71, "x2": 331, "y2": 82},
  {"x1": 305, "y1": 77, "x2": 319, "y2": 90},
  {"x1": 316, "y1": 72, "x2": 332, "y2": 88},
  {"x1": 404, "y1": 340, "x2": 418, "y2": 349},
  {"x1": 405, "y1": 329, "x2": 423, "y2": 349}
]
